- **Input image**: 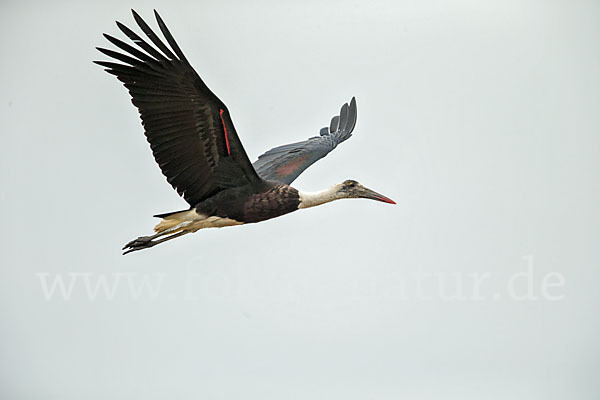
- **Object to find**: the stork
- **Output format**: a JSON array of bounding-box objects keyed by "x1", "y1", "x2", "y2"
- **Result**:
[{"x1": 95, "y1": 10, "x2": 396, "y2": 254}]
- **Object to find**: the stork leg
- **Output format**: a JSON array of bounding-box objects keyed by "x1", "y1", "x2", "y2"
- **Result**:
[
  {"x1": 122, "y1": 230, "x2": 191, "y2": 255},
  {"x1": 122, "y1": 224, "x2": 192, "y2": 255}
]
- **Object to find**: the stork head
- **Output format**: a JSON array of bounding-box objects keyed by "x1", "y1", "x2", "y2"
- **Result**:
[{"x1": 337, "y1": 180, "x2": 396, "y2": 204}]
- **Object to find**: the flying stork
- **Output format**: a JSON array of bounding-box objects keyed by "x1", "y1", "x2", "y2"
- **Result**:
[{"x1": 95, "y1": 10, "x2": 396, "y2": 254}]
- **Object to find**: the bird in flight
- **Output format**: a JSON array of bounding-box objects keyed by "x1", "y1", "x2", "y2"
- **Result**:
[{"x1": 95, "y1": 10, "x2": 395, "y2": 254}]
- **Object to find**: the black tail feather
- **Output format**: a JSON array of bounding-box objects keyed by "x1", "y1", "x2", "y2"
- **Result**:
[{"x1": 153, "y1": 208, "x2": 192, "y2": 218}]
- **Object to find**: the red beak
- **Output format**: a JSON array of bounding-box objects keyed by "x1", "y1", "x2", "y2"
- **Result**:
[{"x1": 360, "y1": 186, "x2": 396, "y2": 205}]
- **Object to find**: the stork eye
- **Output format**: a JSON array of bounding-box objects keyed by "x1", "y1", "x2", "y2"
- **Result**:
[{"x1": 348, "y1": 181, "x2": 355, "y2": 187}]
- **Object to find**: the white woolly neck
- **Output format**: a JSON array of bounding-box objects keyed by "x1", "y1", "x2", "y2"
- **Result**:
[{"x1": 298, "y1": 185, "x2": 341, "y2": 209}]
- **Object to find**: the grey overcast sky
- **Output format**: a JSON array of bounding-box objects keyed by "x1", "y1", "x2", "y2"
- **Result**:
[{"x1": 1, "y1": 0, "x2": 599, "y2": 399}]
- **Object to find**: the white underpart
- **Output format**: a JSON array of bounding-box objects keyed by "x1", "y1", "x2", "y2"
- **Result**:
[
  {"x1": 298, "y1": 185, "x2": 342, "y2": 209},
  {"x1": 154, "y1": 209, "x2": 242, "y2": 234}
]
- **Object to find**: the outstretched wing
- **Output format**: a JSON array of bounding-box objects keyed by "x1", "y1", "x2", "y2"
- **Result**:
[
  {"x1": 95, "y1": 10, "x2": 260, "y2": 206},
  {"x1": 253, "y1": 97, "x2": 357, "y2": 185}
]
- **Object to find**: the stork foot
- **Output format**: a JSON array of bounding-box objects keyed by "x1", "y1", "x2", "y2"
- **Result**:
[
  {"x1": 122, "y1": 230, "x2": 190, "y2": 255},
  {"x1": 122, "y1": 236, "x2": 158, "y2": 255}
]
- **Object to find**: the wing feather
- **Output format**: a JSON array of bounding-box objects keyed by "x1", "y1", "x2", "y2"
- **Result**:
[
  {"x1": 253, "y1": 97, "x2": 357, "y2": 185},
  {"x1": 95, "y1": 10, "x2": 260, "y2": 206}
]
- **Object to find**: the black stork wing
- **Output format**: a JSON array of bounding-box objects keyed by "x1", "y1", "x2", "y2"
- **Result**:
[
  {"x1": 95, "y1": 10, "x2": 260, "y2": 206},
  {"x1": 253, "y1": 97, "x2": 357, "y2": 185}
]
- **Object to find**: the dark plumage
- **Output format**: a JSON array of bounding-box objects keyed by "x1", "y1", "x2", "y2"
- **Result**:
[
  {"x1": 95, "y1": 10, "x2": 395, "y2": 254},
  {"x1": 194, "y1": 181, "x2": 301, "y2": 224},
  {"x1": 96, "y1": 10, "x2": 258, "y2": 207}
]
